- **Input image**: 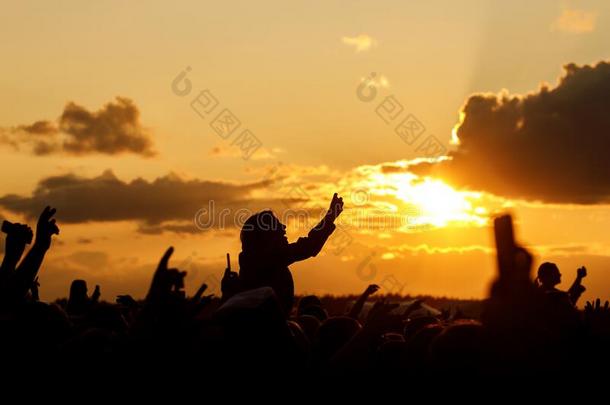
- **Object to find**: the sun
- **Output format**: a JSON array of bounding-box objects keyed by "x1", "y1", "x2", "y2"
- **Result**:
[
  {"x1": 392, "y1": 176, "x2": 487, "y2": 228},
  {"x1": 338, "y1": 163, "x2": 491, "y2": 232}
]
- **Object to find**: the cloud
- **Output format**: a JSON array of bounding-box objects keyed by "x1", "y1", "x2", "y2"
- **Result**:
[
  {"x1": 389, "y1": 243, "x2": 493, "y2": 256},
  {"x1": 551, "y1": 8, "x2": 597, "y2": 33},
  {"x1": 208, "y1": 144, "x2": 283, "y2": 160},
  {"x1": 342, "y1": 34, "x2": 377, "y2": 52},
  {"x1": 18, "y1": 120, "x2": 58, "y2": 135},
  {"x1": 411, "y1": 61, "x2": 610, "y2": 204},
  {"x1": 0, "y1": 170, "x2": 278, "y2": 232},
  {"x1": 0, "y1": 97, "x2": 155, "y2": 156}
]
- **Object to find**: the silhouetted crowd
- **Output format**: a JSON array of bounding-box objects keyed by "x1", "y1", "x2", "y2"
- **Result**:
[{"x1": 0, "y1": 195, "x2": 609, "y2": 381}]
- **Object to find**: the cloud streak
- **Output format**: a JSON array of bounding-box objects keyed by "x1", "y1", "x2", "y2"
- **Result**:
[
  {"x1": 342, "y1": 34, "x2": 377, "y2": 52},
  {"x1": 551, "y1": 8, "x2": 597, "y2": 33}
]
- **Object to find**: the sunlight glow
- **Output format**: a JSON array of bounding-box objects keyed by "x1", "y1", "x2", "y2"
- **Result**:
[
  {"x1": 360, "y1": 168, "x2": 489, "y2": 230},
  {"x1": 397, "y1": 178, "x2": 485, "y2": 227}
]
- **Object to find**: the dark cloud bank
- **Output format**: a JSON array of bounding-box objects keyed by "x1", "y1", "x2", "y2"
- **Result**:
[
  {"x1": 412, "y1": 61, "x2": 610, "y2": 204},
  {"x1": 0, "y1": 170, "x2": 267, "y2": 231},
  {"x1": 0, "y1": 171, "x2": 306, "y2": 234}
]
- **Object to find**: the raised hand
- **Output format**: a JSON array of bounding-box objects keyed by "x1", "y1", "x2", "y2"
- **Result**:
[
  {"x1": 191, "y1": 282, "x2": 213, "y2": 307},
  {"x1": 34, "y1": 206, "x2": 60, "y2": 250},
  {"x1": 493, "y1": 215, "x2": 532, "y2": 286},
  {"x1": 221, "y1": 264, "x2": 241, "y2": 301},
  {"x1": 91, "y1": 284, "x2": 101, "y2": 303},
  {"x1": 3, "y1": 221, "x2": 33, "y2": 251},
  {"x1": 585, "y1": 298, "x2": 610, "y2": 315},
  {"x1": 577, "y1": 266, "x2": 587, "y2": 278},
  {"x1": 569, "y1": 266, "x2": 588, "y2": 305},
  {"x1": 8, "y1": 207, "x2": 60, "y2": 302},
  {"x1": 583, "y1": 298, "x2": 610, "y2": 338},
  {"x1": 146, "y1": 247, "x2": 187, "y2": 304},
  {"x1": 364, "y1": 284, "x2": 380, "y2": 296},
  {"x1": 187, "y1": 282, "x2": 213, "y2": 315},
  {"x1": 348, "y1": 284, "x2": 380, "y2": 319},
  {"x1": 0, "y1": 222, "x2": 33, "y2": 276},
  {"x1": 192, "y1": 282, "x2": 208, "y2": 302},
  {"x1": 326, "y1": 193, "x2": 344, "y2": 222}
]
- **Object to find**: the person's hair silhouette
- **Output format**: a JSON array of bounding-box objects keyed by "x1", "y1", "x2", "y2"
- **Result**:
[
  {"x1": 537, "y1": 262, "x2": 561, "y2": 289},
  {"x1": 67, "y1": 279, "x2": 99, "y2": 316}
]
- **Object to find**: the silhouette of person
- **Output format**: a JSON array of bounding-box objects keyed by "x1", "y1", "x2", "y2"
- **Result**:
[
  {"x1": 66, "y1": 279, "x2": 100, "y2": 317},
  {"x1": 238, "y1": 193, "x2": 343, "y2": 315},
  {"x1": 536, "y1": 262, "x2": 587, "y2": 306}
]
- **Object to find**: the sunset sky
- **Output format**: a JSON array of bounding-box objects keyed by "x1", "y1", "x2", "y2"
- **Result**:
[{"x1": 1, "y1": 0, "x2": 610, "y2": 304}]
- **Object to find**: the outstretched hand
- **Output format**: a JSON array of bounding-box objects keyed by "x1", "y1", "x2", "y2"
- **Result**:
[
  {"x1": 35, "y1": 206, "x2": 59, "y2": 250},
  {"x1": 326, "y1": 193, "x2": 344, "y2": 222}
]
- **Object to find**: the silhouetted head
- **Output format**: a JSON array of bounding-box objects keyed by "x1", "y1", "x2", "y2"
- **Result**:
[
  {"x1": 69, "y1": 280, "x2": 88, "y2": 301},
  {"x1": 538, "y1": 262, "x2": 561, "y2": 288},
  {"x1": 240, "y1": 211, "x2": 287, "y2": 253},
  {"x1": 297, "y1": 295, "x2": 323, "y2": 315},
  {"x1": 300, "y1": 305, "x2": 328, "y2": 322}
]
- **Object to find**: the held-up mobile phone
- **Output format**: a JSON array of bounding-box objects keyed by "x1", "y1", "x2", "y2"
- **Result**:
[
  {"x1": 226, "y1": 253, "x2": 231, "y2": 271},
  {"x1": 494, "y1": 215, "x2": 515, "y2": 279}
]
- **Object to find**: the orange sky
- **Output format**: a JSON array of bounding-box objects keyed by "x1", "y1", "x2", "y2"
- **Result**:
[{"x1": 1, "y1": 0, "x2": 609, "y2": 305}]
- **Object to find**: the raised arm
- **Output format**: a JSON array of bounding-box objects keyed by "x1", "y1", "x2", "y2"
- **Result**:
[
  {"x1": 0, "y1": 222, "x2": 33, "y2": 286},
  {"x1": 348, "y1": 284, "x2": 379, "y2": 319},
  {"x1": 283, "y1": 193, "x2": 344, "y2": 264},
  {"x1": 10, "y1": 207, "x2": 59, "y2": 302},
  {"x1": 568, "y1": 266, "x2": 587, "y2": 305}
]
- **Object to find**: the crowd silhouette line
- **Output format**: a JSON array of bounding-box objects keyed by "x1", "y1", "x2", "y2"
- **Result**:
[{"x1": 0, "y1": 194, "x2": 609, "y2": 379}]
